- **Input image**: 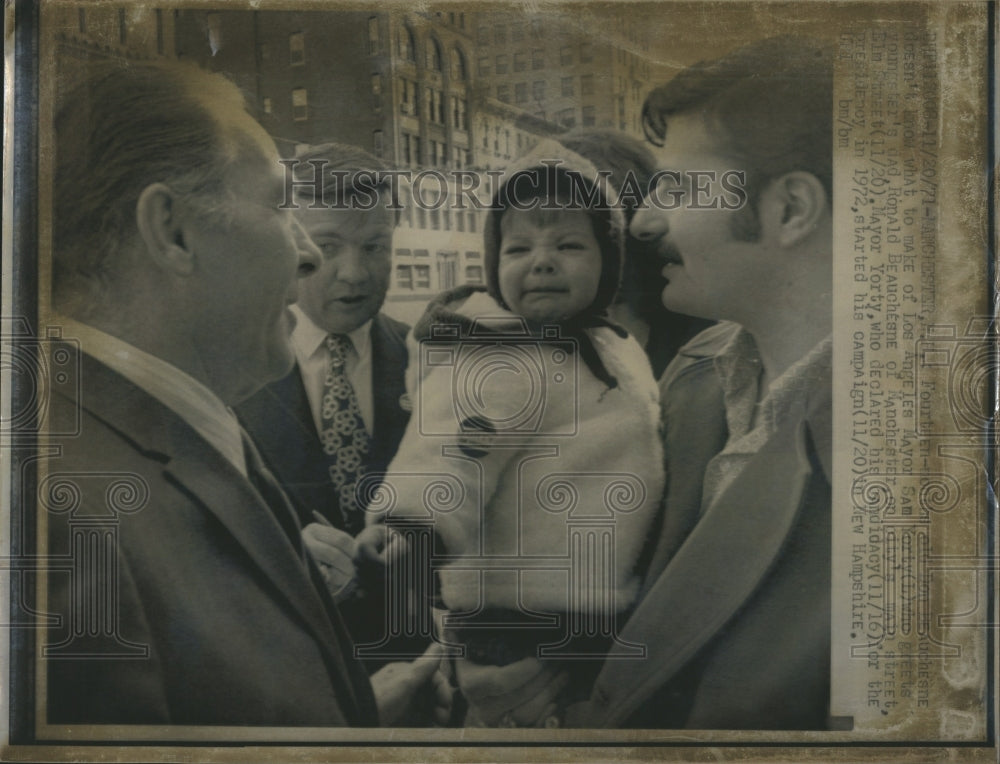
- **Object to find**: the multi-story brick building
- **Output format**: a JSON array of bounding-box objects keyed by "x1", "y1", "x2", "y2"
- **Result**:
[
  {"x1": 470, "y1": 9, "x2": 653, "y2": 137},
  {"x1": 49, "y1": 4, "x2": 176, "y2": 84}
]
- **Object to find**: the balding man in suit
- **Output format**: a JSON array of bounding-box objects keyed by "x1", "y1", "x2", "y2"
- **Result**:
[{"x1": 42, "y1": 60, "x2": 447, "y2": 728}]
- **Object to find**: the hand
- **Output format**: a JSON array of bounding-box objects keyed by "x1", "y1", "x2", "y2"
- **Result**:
[
  {"x1": 355, "y1": 523, "x2": 408, "y2": 569},
  {"x1": 455, "y1": 655, "x2": 569, "y2": 728},
  {"x1": 302, "y1": 523, "x2": 358, "y2": 603},
  {"x1": 370, "y1": 642, "x2": 454, "y2": 727}
]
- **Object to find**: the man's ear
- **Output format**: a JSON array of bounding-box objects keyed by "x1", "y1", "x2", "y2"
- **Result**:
[
  {"x1": 135, "y1": 183, "x2": 196, "y2": 276},
  {"x1": 763, "y1": 171, "x2": 829, "y2": 248}
]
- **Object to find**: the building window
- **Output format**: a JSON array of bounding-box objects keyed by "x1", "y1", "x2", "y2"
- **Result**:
[
  {"x1": 451, "y1": 48, "x2": 466, "y2": 81},
  {"x1": 400, "y1": 78, "x2": 417, "y2": 116},
  {"x1": 451, "y1": 97, "x2": 467, "y2": 130},
  {"x1": 532, "y1": 80, "x2": 546, "y2": 102},
  {"x1": 467, "y1": 212, "x2": 478, "y2": 232},
  {"x1": 206, "y1": 13, "x2": 223, "y2": 54},
  {"x1": 514, "y1": 51, "x2": 526, "y2": 72},
  {"x1": 515, "y1": 82, "x2": 528, "y2": 104},
  {"x1": 465, "y1": 265, "x2": 484, "y2": 284},
  {"x1": 399, "y1": 25, "x2": 415, "y2": 61},
  {"x1": 477, "y1": 26, "x2": 490, "y2": 44},
  {"x1": 430, "y1": 209, "x2": 440, "y2": 230},
  {"x1": 532, "y1": 49, "x2": 545, "y2": 70},
  {"x1": 579, "y1": 44, "x2": 593, "y2": 63},
  {"x1": 497, "y1": 84, "x2": 510, "y2": 103},
  {"x1": 373, "y1": 130, "x2": 384, "y2": 157},
  {"x1": 495, "y1": 54, "x2": 508, "y2": 75},
  {"x1": 560, "y1": 45, "x2": 572, "y2": 65},
  {"x1": 292, "y1": 88, "x2": 308, "y2": 121},
  {"x1": 290, "y1": 32, "x2": 305, "y2": 66},
  {"x1": 396, "y1": 265, "x2": 413, "y2": 289},
  {"x1": 466, "y1": 250, "x2": 481, "y2": 259},
  {"x1": 425, "y1": 89, "x2": 444, "y2": 124},
  {"x1": 371, "y1": 73, "x2": 382, "y2": 109},
  {"x1": 557, "y1": 108, "x2": 576, "y2": 128},
  {"x1": 494, "y1": 25, "x2": 506, "y2": 45},
  {"x1": 416, "y1": 207, "x2": 427, "y2": 228},
  {"x1": 581, "y1": 73, "x2": 595, "y2": 95},
  {"x1": 368, "y1": 16, "x2": 380, "y2": 55},
  {"x1": 582, "y1": 105, "x2": 596, "y2": 127},
  {"x1": 414, "y1": 265, "x2": 431, "y2": 289},
  {"x1": 443, "y1": 210, "x2": 451, "y2": 230},
  {"x1": 426, "y1": 37, "x2": 442, "y2": 71},
  {"x1": 262, "y1": 97, "x2": 273, "y2": 114},
  {"x1": 396, "y1": 248, "x2": 412, "y2": 259},
  {"x1": 531, "y1": 18, "x2": 544, "y2": 38},
  {"x1": 561, "y1": 76, "x2": 574, "y2": 97},
  {"x1": 415, "y1": 248, "x2": 429, "y2": 257},
  {"x1": 478, "y1": 56, "x2": 490, "y2": 76},
  {"x1": 511, "y1": 22, "x2": 524, "y2": 42},
  {"x1": 456, "y1": 210, "x2": 465, "y2": 231}
]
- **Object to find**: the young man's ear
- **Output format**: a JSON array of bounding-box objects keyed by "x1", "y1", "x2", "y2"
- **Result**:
[
  {"x1": 760, "y1": 171, "x2": 829, "y2": 248},
  {"x1": 135, "y1": 183, "x2": 196, "y2": 276}
]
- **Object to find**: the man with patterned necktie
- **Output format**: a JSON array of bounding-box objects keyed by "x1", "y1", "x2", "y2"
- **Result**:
[{"x1": 237, "y1": 142, "x2": 416, "y2": 667}]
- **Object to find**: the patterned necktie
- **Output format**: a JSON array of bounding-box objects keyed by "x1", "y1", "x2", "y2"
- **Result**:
[{"x1": 320, "y1": 334, "x2": 371, "y2": 534}]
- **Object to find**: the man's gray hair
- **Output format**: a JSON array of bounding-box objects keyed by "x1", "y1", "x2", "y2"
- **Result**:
[{"x1": 54, "y1": 59, "x2": 253, "y2": 315}]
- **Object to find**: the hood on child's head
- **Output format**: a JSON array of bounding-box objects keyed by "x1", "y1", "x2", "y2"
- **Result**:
[{"x1": 483, "y1": 140, "x2": 626, "y2": 321}]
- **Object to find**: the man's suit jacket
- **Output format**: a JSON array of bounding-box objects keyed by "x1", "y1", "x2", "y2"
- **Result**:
[
  {"x1": 236, "y1": 313, "x2": 410, "y2": 530},
  {"x1": 569, "y1": 323, "x2": 832, "y2": 729},
  {"x1": 235, "y1": 313, "x2": 414, "y2": 663},
  {"x1": 43, "y1": 350, "x2": 378, "y2": 726}
]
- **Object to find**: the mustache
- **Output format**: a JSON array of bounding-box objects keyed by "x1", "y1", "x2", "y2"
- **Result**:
[{"x1": 654, "y1": 240, "x2": 683, "y2": 264}]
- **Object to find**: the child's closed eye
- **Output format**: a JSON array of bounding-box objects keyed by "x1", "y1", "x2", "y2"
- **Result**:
[{"x1": 501, "y1": 244, "x2": 531, "y2": 256}]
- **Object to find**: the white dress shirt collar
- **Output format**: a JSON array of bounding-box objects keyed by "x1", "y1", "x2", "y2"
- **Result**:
[
  {"x1": 288, "y1": 304, "x2": 375, "y2": 435},
  {"x1": 289, "y1": 304, "x2": 372, "y2": 363}
]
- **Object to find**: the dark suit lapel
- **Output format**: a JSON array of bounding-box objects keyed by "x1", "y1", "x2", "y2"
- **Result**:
[
  {"x1": 369, "y1": 314, "x2": 410, "y2": 471},
  {"x1": 68, "y1": 354, "x2": 360, "y2": 710},
  {"x1": 593, "y1": 416, "x2": 815, "y2": 727},
  {"x1": 164, "y1": 442, "x2": 362, "y2": 716},
  {"x1": 238, "y1": 368, "x2": 333, "y2": 522}
]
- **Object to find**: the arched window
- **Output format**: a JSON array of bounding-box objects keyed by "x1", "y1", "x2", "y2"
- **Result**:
[
  {"x1": 450, "y1": 47, "x2": 466, "y2": 81},
  {"x1": 399, "y1": 25, "x2": 415, "y2": 62},
  {"x1": 426, "y1": 37, "x2": 442, "y2": 71}
]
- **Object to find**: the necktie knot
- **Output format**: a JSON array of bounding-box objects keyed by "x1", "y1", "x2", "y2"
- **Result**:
[{"x1": 325, "y1": 334, "x2": 352, "y2": 367}]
